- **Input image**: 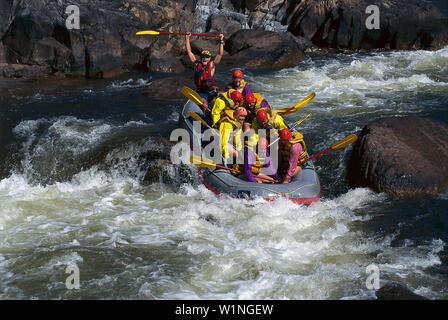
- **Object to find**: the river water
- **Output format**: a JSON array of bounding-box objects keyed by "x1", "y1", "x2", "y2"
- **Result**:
[{"x1": 0, "y1": 46, "x2": 447, "y2": 299}]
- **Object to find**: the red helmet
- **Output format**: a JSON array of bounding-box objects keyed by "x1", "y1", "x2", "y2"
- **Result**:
[
  {"x1": 234, "y1": 107, "x2": 247, "y2": 118},
  {"x1": 244, "y1": 93, "x2": 257, "y2": 104},
  {"x1": 233, "y1": 69, "x2": 243, "y2": 79},
  {"x1": 230, "y1": 90, "x2": 243, "y2": 102},
  {"x1": 280, "y1": 128, "x2": 292, "y2": 140},
  {"x1": 256, "y1": 109, "x2": 269, "y2": 123},
  {"x1": 258, "y1": 137, "x2": 268, "y2": 150}
]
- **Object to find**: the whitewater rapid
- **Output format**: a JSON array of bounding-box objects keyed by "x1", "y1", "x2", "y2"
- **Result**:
[{"x1": 0, "y1": 46, "x2": 447, "y2": 299}]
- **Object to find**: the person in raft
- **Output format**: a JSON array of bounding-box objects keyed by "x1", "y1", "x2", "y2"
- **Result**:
[
  {"x1": 252, "y1": 108, "x2": 288, "y2": 140},
  {"x1": 216, "y1": 106, "x2": 247, "y2": 164},
  {"x1": 237, "y1": 136, "x2": 279, "y2": 184},
  {"x1": 241, "y1": 92, "x2": 273, "y2": 133},
  {"x1": 278, "y1": 128, "x2": 308, "y2": 184},
  {"x1": 185, "y1": 32, "x2": 224, "y2": 117},
  {"x1": 211, "y1": 89, "x2": 244, "y2": 128},
  {"x1": 225, "y1": 69, "x2": 251, "y2": 97}
]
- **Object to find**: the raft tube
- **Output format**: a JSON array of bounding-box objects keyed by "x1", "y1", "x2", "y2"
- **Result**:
[{"x1": 178, "y1": 100, "x2": 321, "y2": 204}]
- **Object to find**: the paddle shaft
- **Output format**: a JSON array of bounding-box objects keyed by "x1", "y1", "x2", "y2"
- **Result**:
[
  {"x1": 268, "y1": 118, "x2": 304, "y2": 148},
  {"x1": 161, "y1": 32, "x2": 220, "y2": 37},
  {"x1": 297, "y1": 147, "x2": 331, "y2": 166}
]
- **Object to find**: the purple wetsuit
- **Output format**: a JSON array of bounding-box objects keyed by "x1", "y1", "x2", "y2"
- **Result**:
[{"x1": 244, "y1": 147, "x2": 279, "y2": 183}]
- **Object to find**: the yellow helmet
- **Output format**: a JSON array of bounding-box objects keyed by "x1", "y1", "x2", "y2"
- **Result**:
[{"x1": 201, "y1": 50, "x2": 211, "y2": 57}]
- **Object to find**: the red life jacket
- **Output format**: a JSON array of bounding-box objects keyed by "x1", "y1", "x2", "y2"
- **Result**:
[{"x1": 194, "y1": 62, "x2": 215, "y2": 89}]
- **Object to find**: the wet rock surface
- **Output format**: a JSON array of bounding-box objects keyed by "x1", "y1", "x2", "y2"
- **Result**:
[
  {"x1": 376, "y1": 282, "x2": 428, "y2": 300},
  {"x1": 0, "y1": 0, "x2": 446, "y2": 82},
  {"x1": 223, "y1": 29, "x2": 306, "y2": 68},
  {"x1": 347, "y1": 116, "x2": 448, "y2": 196},
  {"x1": 287, "y1": 0, "x2": 448, "y2": 50}
]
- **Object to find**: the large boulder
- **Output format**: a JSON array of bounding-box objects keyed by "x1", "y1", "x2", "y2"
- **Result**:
[
  {"x1": 287, "y1": 0, "x2": 448, "y2": 50},
  {"x1": 347, "y1": 117, "x2": 448, "y2": 196},
  {"x1": 376, "y1": 282, "x2": 428, "y2": 300},
  {"x1": 142, "y1": 76, "x2": 193, "y2": 101},
  {"x1": 0, "y1": 0, "x2": 197, "y2": 79},
  {"x1": 223, "y1": 29, "x2": 306, "y2": 68}
]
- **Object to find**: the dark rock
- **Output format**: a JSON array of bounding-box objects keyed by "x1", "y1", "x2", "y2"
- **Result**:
[
  {"x1": 0, "y1": 63, "x2": 46, "y2": 78},
  {"x1": 208, "y1": 13, "x2": 243, "y2": 37},
  {"x1": 376, "y1": 282, "x2": 428, "y2": 300},
  {"x1": 149, "y1": 51, "x2": 185, "y2": 73},
  {"x1": 30, "y1": 37, "x2": 73, "y2": 73},
  {"x1": 224, "y1": 29, "x2": 304, "y2": 68},
  {"x1": 0, "y1": 0, "x2": 197, "y2": 79},
  {"x1": 190, "y1": 38, "x2": 224, "y2": 58},
  {"x1": 287, "y1": 0, "x2": 448, "y2": 50},
  {"x1": 347, "y1": 117, "x2": 448, "y2": 196},
  {"x1": 0, "y1": 43, "x2": 7, "y2": 63},
  {"x1": 142, "y1": 76, "x2": 193, "y2": 101}
]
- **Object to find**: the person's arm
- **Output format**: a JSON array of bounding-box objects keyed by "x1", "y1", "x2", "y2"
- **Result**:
[
  {"x1": 233, "y1": 128, "x2": 243, "y2": 153},
  {"x1": 185, "y1": 33, "x2": 196, "y2": 63},
  {"x1": 213, "y1": 34, "x2": 224, "y2": 65},
  {"x1": 283, "y1": 143, "x2": 302, "y2": 183},
  {"x1": 211, "y1": 98, "x2": 224, "y2": 128},
  {"x1": 220, "y1": 122, "x2": 235, "y2": 159}
]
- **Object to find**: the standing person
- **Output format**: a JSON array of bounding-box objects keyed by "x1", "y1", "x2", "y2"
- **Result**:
[
  {"x1": 278, "y1": 128, "x2": 308, "y2": 184},
  {"x1": 185, "y1": 32, "x2": 225, "y2": 115},
  {"x1": 226, "y1": 69, "x2": 251, "y2": 97}
]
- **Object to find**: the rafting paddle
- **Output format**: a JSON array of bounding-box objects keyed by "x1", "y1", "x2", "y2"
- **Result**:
[
  {"x1": 277, "y1": 92, "x2": 316, "y2": 116},
  {"x1": 190, "y1": 154, "x2": 239, "y2": 173},
  {"x1": 188, "y1": 111, "x2": 219, "y2": 137},
  {"x1": 137, "y1": 31, "x2": 220, "y2": 37},
  {"x1": 181, "y1": 86, "x2": 204, "y2": 106},
  {"x1": 268, "y1": 113, "x2": 312, "y2": 148},
  {"x1": 297, "y1": 134, "x2": 358, "y2": 166}
]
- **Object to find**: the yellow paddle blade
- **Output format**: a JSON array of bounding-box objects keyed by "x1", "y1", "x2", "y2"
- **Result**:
[
  {"x1": 188, "y1": 111, "x2": 208, "y2": 127},
  {"x1": 331, "y1": 134, "x2": 358, "y2": 150},
  {"x1": 181, "y1": 86, "x2": 203, "y2": 106},
  {"x1": 136, "y1": 30, "x2": 160, "y2": 35},
  {"x1": 277, "y1": 92, "x2": 316, "y2": 115},
  {"x1": 296, "y1": 113, "x2": 312, "y2": 126},
  {"x1": 189, "y1": 155, "x2": 216, "y2": 168}
]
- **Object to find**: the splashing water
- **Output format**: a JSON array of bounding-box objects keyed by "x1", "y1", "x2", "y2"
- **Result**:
[{"x1": 0, "y1": 47, "x2": 447, "y2": 299}]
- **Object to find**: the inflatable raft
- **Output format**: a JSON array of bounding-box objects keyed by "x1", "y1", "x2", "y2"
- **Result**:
[{"x1": 178, "y1": 100, "x2": 321, "y2": 204}]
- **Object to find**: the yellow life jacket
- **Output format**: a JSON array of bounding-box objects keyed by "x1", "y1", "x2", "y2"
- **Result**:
[
  {"x1": 215, "y1": 108, "x2": 240, "y2": 130},
  {"x1": 280, "y1": 132, "x2": 307, "y2": 168},
  {"x1": 218, "y1": 89, "x2": 240, "y2": 111},
  {"x1": 234, "y1": 139, "x2": 267, "y2": 175},
  {"x1": 252, "y1": 93, "x2": 271, "y2": 108}
]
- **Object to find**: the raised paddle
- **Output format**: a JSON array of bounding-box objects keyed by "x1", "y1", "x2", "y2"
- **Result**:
[
  {"x1": 297, "y1": 134, "x2": 358, "y2": 166},
  {"x1": 267, "y1": 113, "x2": 312, "y2": 148},
  {"x1": 277, "y1": 92, "x2": 316, "y2": 116},
  {"x1": 137, "y1": 31, "x2": 220, "y2": 37}
]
